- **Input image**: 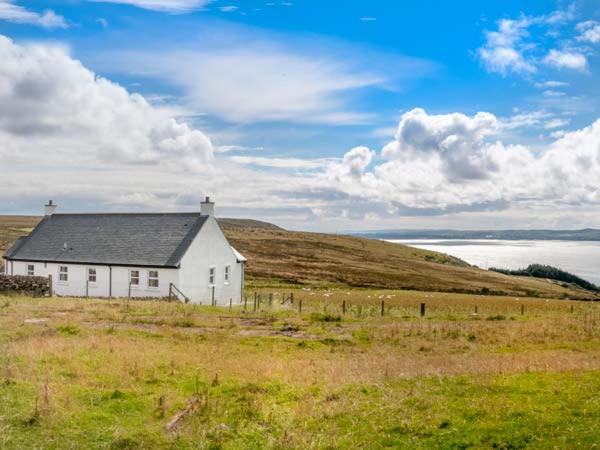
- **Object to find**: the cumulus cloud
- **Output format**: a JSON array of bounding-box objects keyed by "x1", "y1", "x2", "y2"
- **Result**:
[
  {"x1": 88, "y1": 0, "x2": 212, "y2": 13},
  {"x1": 0, "y1": 0, "x2": 67, "y2": 28},
  {"x1": 323, "y1": 108, "x2": 600, "y2": 214},
  {"x1": 335, "y1": 146, "x2": 375, "y2": 178},
  {"x1": 381, "y1": 108, "x2": 499, "y2": 181},
  {"x1": 543, "y1": 49, "x2": 588, "y2": 71},
  {"x1": 0, "y1": 35, "x2": 212, "y2": 168}
]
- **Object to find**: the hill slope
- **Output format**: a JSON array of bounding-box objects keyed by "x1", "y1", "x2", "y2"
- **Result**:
[
  {"x1": 0, "y1": 216, "x2": 596, "y2": 299},
  {"x1": 221, "y1": 221, "x2": 595, "y2": 299}
]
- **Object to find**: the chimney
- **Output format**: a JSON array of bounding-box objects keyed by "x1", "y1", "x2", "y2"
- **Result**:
[
  {"x1": 200, "y1": 196, "x2": 215, "y2": 217},
  {"x1": 44, "y1": 200, "x2": 57, "y2": 216}
]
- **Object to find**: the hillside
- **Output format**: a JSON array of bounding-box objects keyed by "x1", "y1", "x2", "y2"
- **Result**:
[
  {"x1": 220, "y1": 221, "x2": 596, "y2": 299},
  {"x1": 1, "y1": 215, "x2": 596, "y2": 299}
]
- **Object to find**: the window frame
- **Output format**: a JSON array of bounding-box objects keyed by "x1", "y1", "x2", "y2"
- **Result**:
[
  {"x1": 224, "y1": 265, "x2": 230, "y2": 284},
  {"x1": 58, "y1": 266, "x2": 69, "y2": 283},
  {"x1": 27, "y1": 264, "x2": 35, "y2": 276},
  {"x1": 129, "y1": 269, "x2": 140, "y2": 288},
  {"x1": 147, "y1": 269, "x2": 159, "y2": 289},
  {"x1": 87, "y1": 267, "x2": 97, "y2": 285},
  {"x1": 209, "y1": 266, "x2": 216, "y2": 286}
]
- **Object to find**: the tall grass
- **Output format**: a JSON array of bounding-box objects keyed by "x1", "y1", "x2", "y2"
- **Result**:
[{"x1": 1, "y1": 290, "x2": 599, "y2": 448}]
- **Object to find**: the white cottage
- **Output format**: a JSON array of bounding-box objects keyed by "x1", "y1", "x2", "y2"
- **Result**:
[{"x1": 2, "y1": 198, "x2": 246, "y2": 305}]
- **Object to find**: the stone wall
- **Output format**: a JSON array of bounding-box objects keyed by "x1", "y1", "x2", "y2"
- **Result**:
[{"x1": 0, "y1": 275, "x2": 51, "y2": 297}]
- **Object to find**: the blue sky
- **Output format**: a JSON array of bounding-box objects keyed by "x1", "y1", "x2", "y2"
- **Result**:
[{"x1": 1, "y1": 0, "x2": 600, "y2": 231}]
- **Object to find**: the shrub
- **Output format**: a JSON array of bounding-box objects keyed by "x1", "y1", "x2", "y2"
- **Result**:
[
  {"x1": 486, "y1": 315, "x2": 506, "y2": 321},
  {"x1": 309, "y1": 313, "x2": 341, "y2": 323}
]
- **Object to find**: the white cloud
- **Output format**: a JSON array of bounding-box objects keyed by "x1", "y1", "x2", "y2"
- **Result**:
[
  {"x1": 478, "y1": 17, "x2": 536, "y2": 75},
  {"x1": 534, "y1": 80, "x2": 569, "y2": 88},
  {"x1": 544, "y1": 118, "x2": 570, "y2": 129},
  {"x1": 334, "y1": 146, "x2": 375, "y2": 178},
  {"x1": 88, "y1": 0, "x2": 212, "y2": 13},
  {"x1": 229, "y1": 156, "x2": 329, "y2": 169},
  {"x1": 360, "y1": 17, "x2": 376, "y2": 22},
  {"x1": 577, "y1": 21, "x2": 600, "y2": 43},
  {"x1": 550, "y1": 129, "x2": 567, "y2": 139},
  {"x1": 543, "y1": 49, "x2": 588, "y2": 71},
  {"x1": 381, "y1": 108, "x2": 499, "y2": 181},
  {"x1": 543, "y1": 89, "x2": 566, "y2": 97},
  {"x1": 219, "y1": 6, "x2": 238, "y2": 12},
  {"x1": 0, "y1": 35, "x2": 212, "y2": 169},
  {"x1": 477, "y1": 6, "x2": 586, "y2": 77},
  {"x1": 0, "y1": 0, "x2": 67, "y2": 28},
  {"x1": 96, "y1": 27, "x2": 433, "y2": 124},
  {"x1": 322, "y1": 108, "x2": 600, "y2": 213},
  {"x1": 501, "y1": 110, "x2": 552, "y2": 129}
]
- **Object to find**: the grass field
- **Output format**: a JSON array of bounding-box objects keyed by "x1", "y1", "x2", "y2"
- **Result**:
[{"x1": 1, "y1": 290, "x2": 600, "y2": 449}]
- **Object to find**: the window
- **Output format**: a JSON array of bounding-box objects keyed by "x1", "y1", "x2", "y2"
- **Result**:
[
  {"x1": 87, "y1": 268, "x2": 97, "y2": 284},
  {"x1": 224, "y1": 265, "x2": 230, "y2": 284},
  {"x1": 27, "y1": 264, "x2": 34, "y2": 276},
  {"x1": 209, "y1": 267, "x2": 216, "y2": 285},
  {"x1": 130, "y1": 270, "x2": 140, "y2": 286},
  {"x1": 59, "y1": 266, "x2": 68, "y2": 282},
  {"x1": 148, "y1": 270, "x2": 159, "y2": 288}
]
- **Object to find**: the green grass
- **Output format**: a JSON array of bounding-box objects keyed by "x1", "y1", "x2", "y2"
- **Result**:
[
  {"x1": 2, "y1": 371, "x2": 600, "y2": 449},
  {"x1": 1, "y1": 292, "x2": 600, "y2": 448}
]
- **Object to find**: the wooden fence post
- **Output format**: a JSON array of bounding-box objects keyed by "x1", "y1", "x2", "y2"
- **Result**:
[
  {"x1": 381, "y1": 300, "x2": 385, "y2": 317},
  {"x1": 342, "y1": 300, "x2": 346, "y2": 315},
  {"x1": 298, "y1": 299, "x2": 302, "y2": 314},
  {"x1": 48, "y1": 274, "x2": 53, "y2": 297},
  {"x1": 269, "y1": 293, "x2": 273, "y2": 306},
  {"x1": 290, "y1": 293, "x2": 294, "y2": 304},
  {"x1": 420, "y1": 303, "x2": 426, "y2": 317},
  {"x1": 244, "y1": 295, "x2": 247, "y2": 311},
  {"x1": 229, "y1": 298, "x2": 232, "y2": 310},
  {"x1": 521, "y1": 304, "x2": 524, "y2": 316},
  {"x1": 570, "y1": 304, "x2": 574, "y2": 314}
]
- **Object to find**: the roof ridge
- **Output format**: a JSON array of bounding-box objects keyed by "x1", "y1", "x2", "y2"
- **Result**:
[{"x1": 51, "y1": 212, "x2": 202, "y2": 216}]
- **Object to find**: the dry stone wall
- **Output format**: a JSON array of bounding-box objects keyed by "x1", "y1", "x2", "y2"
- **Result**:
[{"x1": 0, "y1": 275, "x2": 51, "y2": 296}]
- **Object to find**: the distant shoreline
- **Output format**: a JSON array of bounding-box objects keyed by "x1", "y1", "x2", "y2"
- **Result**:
[{"x1": 354, "y1": 229, "x2": 600, "y2": 242}]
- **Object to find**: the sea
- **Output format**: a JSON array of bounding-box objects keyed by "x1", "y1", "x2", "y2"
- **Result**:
[{"x1": 389, "y1": 239, "x2": 600, "y2": 285}]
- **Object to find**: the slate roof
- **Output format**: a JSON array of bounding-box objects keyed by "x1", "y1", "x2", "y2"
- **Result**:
[{"x1": 3, "y1": 213, "x2": 209, "y2": 267}]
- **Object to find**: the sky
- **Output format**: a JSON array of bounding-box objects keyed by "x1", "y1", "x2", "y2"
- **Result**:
[{"x1": 0, "y1": 0, "x2": 599, "y2": 232}]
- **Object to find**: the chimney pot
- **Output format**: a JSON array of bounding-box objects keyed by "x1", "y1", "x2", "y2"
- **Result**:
[
  {"x1": 44, "y1": 200, "x2": 57, "y2": 216},
  {"x1": 200, "y1": 196, "x2": 215, "y2": 217}
]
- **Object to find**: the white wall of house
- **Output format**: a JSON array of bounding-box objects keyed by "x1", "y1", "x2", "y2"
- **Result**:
[
  {"x1": 178, "y1": 216, "x2": 244, "y2": 305},
  {"x1": 6, "y1": 260, "x2": 178, "y2": 299}
]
